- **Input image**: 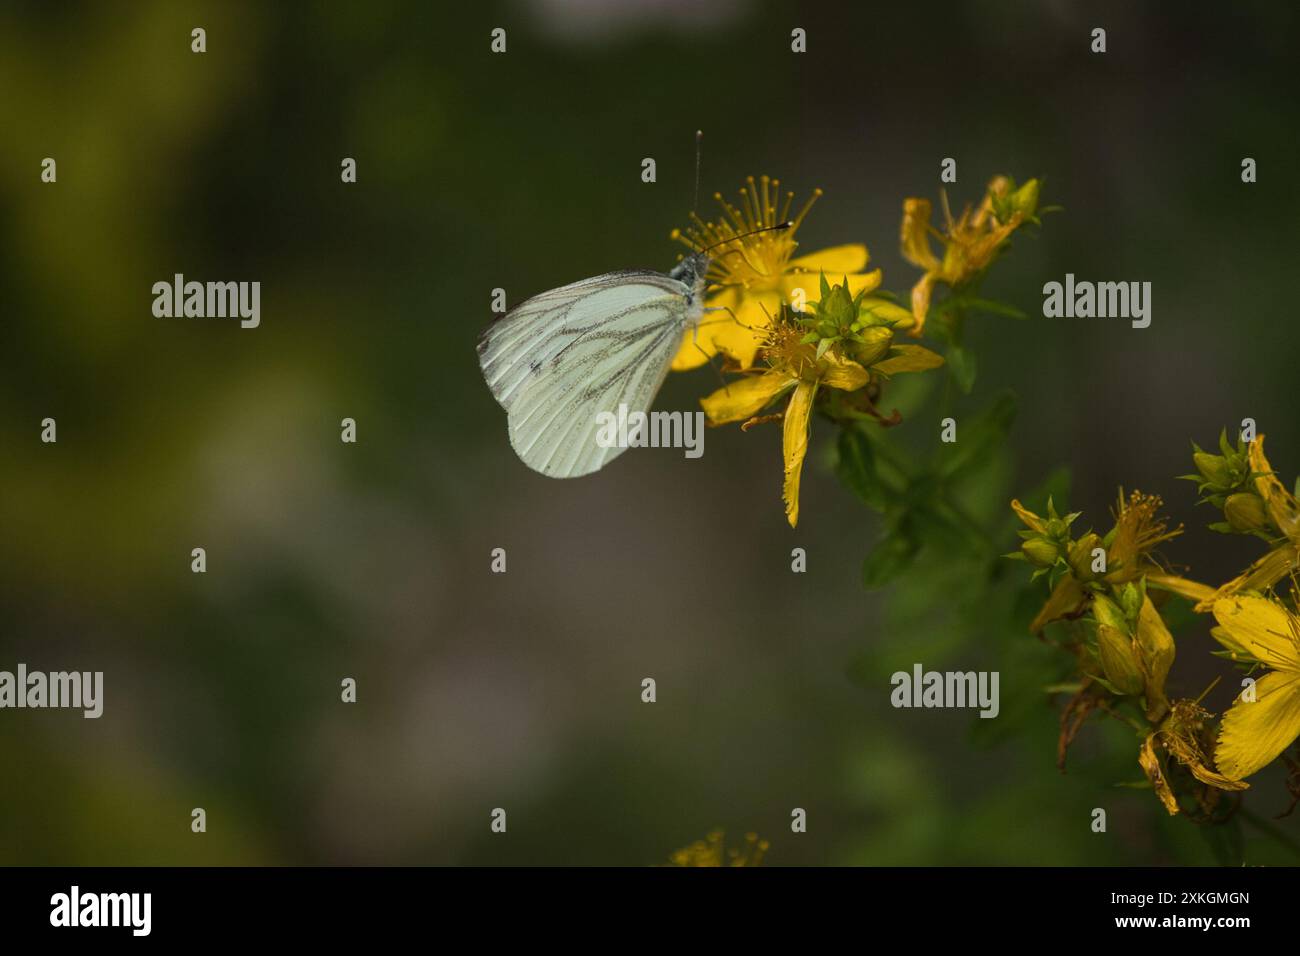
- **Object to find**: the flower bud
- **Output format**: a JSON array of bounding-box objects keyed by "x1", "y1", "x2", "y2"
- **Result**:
[
  {"x1": 852, "y1": 327, "x2": 894, "y2": 367},
  {"x1": 1223, "y1": 492, "x2": 1270, "y2": 533},
  {"x1": 1118, "y1": 582, "x2": 1144, "y2": 622},
  {"x1": 1068, "y1": 532, "x2": 1104, "y2": 581},
  {"x1": 1008, "y1": 178, "x2": 1040, "y2": 219},
  {"x1": 1021, "y1": 537, "x2": 1059, "y2": 568},
  {"x1": 1097, "y1": 624, "x2": 1144, "y2": 696},
  {"x1": 1092, "y1": 593, "x2": 1129, "y2": 635},
  {"x1": 1193, "y1": 451, "x2": 1230, "y2": 488}
]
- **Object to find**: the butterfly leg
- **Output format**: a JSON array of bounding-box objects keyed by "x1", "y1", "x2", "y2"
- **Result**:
[
  {"x1": 687, "y1": 316, "x2": 730, "y2": 392},
  {"x1": 697, "y1": 305, "x2": 760, "y2": 333}
]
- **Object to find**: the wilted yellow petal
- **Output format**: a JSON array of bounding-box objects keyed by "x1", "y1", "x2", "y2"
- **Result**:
[
  {"x1": 1010, "y1": 499, "x2": 1046, "y2": 535},
  {"x1": 700, "y1": 370, "x2": 796, "y2": 425},
  {"x1": 1135, "y1": 597, "x2": 1175, "y2": 721},
  {"x1": 1145, "y1": 573, "x2": 1216, "y2": 605},
  {"x1": 900, "y1": 198, "x2": 939, "y2": 271},
  {"x1": 873, "y1": 344, "x2": 945, "y2": 375},
  {"x1": 1250, "y1": 435, "x2": 1300, "y2": 546},
  {"x1": 908, "y1": 273, "x2": 937, "y2": 337},
  {"x1": 786, "y1": 243, "x2": 869, "y2": 275},
  {"x1": 1211, "y1": 595, "x2": 1300, "y2": 671},
  {"x1": 1029, "y1": 575, "x2": 1086, "y2": 634},
  {"x1": 782, "y1": 380, "x2": 817, "y2": 528},
  {"x1": 1187, "y1": 761, "x2": 1250, "y2": 792},
  {"x1": 1138, "y1": 734, "x2": 1181, "y2": 816},
  {"x1": 820, "y1": 353, "x2": 869, "y2": 391},
  {"x1": 1195, "y1": 544, "x2": 1300, "y2": 612},
  {"x1": 1215, "y1": 669, "x2": 1300, "y2": 780}
]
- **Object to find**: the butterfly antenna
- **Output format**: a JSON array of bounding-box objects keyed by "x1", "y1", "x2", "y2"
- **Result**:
[{"x1": 700, "y1": 221, "x2": 791, "y2": 255}]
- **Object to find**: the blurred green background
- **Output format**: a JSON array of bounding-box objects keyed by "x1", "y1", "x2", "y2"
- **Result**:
[{"x1": 2, "y1": 0, "x2": 1299, "y2": 865}]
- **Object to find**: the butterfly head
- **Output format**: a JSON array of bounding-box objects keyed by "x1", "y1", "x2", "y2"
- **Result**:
[{"x1": 668, "y1": 252, "x2": 712, "y2": 297}]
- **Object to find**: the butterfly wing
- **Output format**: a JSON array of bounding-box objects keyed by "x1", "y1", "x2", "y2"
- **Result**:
[{"x1": 478, "y1": 271, "x2": 697, "y2": 478}]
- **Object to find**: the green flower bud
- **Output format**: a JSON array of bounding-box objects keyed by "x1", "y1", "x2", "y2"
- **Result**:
[
  {"x1": 1021, "y1": 537, "x2": 1059, "y2": 568},
  {"x1": 1092, "y1": 593, "x2": 1129, "y2": 635},
  {"x1": 1193, "y1": 451, "x2": 1230, "y2": 488},
  {"x1": 1009, "y1": 179, "x2": 1040, "y2": 219},
  {"x1": 852, "y1": 327, "x2": 894, "y2": 366},
  {"x1": 1118, "y1": 582, "x2": 1143, "y2": 622},
  {"x1": 1068, "y1": 532, "x2": 1104, "y2": 581},
  {"x1": 1223, "y1": 492, "x2": 1270, "y2": 533},
  {"x1": 1097, "y1": 624, "x2": 1145, "y2": 696}
]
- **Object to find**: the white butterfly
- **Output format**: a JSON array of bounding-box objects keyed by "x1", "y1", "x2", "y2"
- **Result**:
[{"x1": 478, "y1": 253, "x2": 712, "y2": 478}]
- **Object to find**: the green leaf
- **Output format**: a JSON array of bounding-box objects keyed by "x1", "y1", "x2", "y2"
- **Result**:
[
  {"x1": 835, "y1": 427, "x2": 891, "y2": 511},
  {"x1": 862, "y1": 531, "x2": 919, "y2": 589},
  {"x1": 946, "y1": 345, "x2": 977, "y2": 393}
]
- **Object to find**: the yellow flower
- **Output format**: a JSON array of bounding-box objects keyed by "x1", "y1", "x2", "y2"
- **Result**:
[
  {"x1": 1209, "y1": 594, "x2": 1300, "y2": 780},
  {"x1": 1195, "y1": 435, "x2": 1300, "y2": 612},
  {"x1": 670, "y1": 176, "x2": 885, "y2": 371},
  {"x1": 900, "y1": 176, "x2": 1038, "y2": 336},
  {"x1": 667, "y1": 829, "x2": 768, "y2": 867},
  {"x1": 701, "y1": 323, "x2": 872, "y2": 529}
]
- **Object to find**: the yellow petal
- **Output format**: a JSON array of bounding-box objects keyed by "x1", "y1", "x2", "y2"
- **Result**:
[
  {"x1": 782, "y1": 380, "x2": 817, "y2": 528},
  {"x1": 787, "y1": 244, "x2": 869, "y2": 275},
  {"x1": 1138, "y1": 734, "x2": 1181, "y2": 816},
  {"x1": 900, "y1": 198, "x2": 939, "y2": 271},
  {"x1": 671, "y1": 288, "x2": 742, "y2": 371},
  {"x1": 1135, "y1": 596, "x2": 1175, "y2": 721},
  {"x1": 1145, "y1": 573, "x2": 1216, "y2": 605},
  {"x1": 711, "y1": 294, "x2": 779, "y2": 370},
  {"x1": 671, "y1": 328, "x2": 714, "y2": 370},
  {"x1": 699, "y1": 371, "x2": 796, "y2": 425},
  {"x1": 1010, "y1": 499, "x2": 1047, "y2": 535},
  {"x1": 908, "y1": 273, "x2": 937, "y2": 337},
  {"x1": 820, "y1": 353, "x2": 870, "y2": 391},
  {"x1": 1029, "y1": 575, "x2": 1086, "y2": 634},
  {"x1": 1215, "y1": 669, "x2": 1300, "y2": 780},
  {"x1": 1211, "y1": 595, "x2": 1300, "y2": 671},
  {"x1": 1250, "y1": 435, "x2": 1300, "y2": 545},
  {"x1": 873, "y1": 344, "x2": 945, "y2": 375},
  {"x1": 675, "y1": 294, "x2": 778, "y2": 371}
]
